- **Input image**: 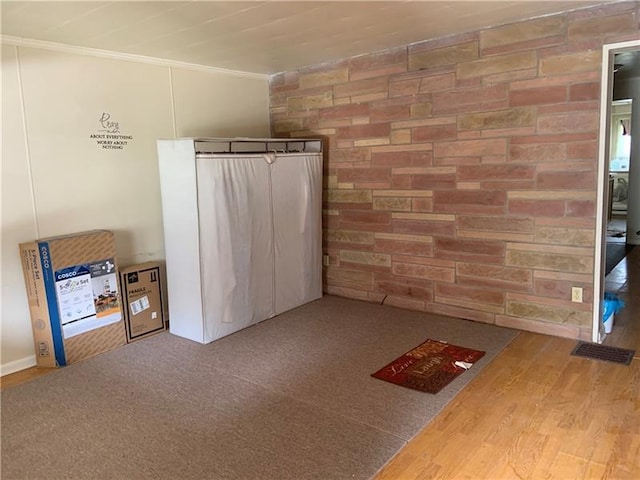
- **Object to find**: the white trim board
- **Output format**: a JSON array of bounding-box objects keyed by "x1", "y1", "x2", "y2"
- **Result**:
[
  {"x1": 593, "y1": 39, "x2": 640, "y2": 343},
  {"x1": 0, "y1": 35, "x2": 268, "y2": 80},
  {"x1": 1, "y1": 355, "x2": 37, "y2": 377}
]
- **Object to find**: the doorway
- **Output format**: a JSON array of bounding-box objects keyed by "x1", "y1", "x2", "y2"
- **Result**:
[
  {"x1": 605, "y1": 99, "x2": 633, "y2": 276},
  {"x1": 595, "y1": 40, "x2": 640, "y2": 345}
]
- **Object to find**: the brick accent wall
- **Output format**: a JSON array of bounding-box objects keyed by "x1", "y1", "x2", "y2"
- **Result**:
[{"x1": 269, "y1": 2, "x2": 640, "y2": 340}]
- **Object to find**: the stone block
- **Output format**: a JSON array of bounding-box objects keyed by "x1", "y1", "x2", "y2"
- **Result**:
[
  {"x1": 326, "y1": 229, "x2": 375, "y2": 245},
  {"x1": 374, "y1": 238, "x2": 432, "y2": 256},
  {"x1": 409, "y1": 41, "x2": 478, "y2": 70},
  {"x1": 506, "y1": 250, "x2": 592, "y2": 274},
  {"x1": 535, "y1": 226, "x2": 594, "y2": 246},
  {"x1": 539, "y1": 50, "x2": 601, "y2": 76},
  {"x1": 392, "y1": 220, "x2": 455, "y2": 237},
  {"x1": 495, "y1": 315, "x2": 581, "y2": 338},
  {"x1": 567, "y1": 141, "x2": 597, "y2": 160},
  {"x1": 338, "y1": 123, "x2": 391, "y2": 140},
  {"x1": 457, "y1": 51, "x2": 537, "y2": 79},
  {"x1": 536, "y1": 171, "x2": 596, "y2": 190},
  {"x1": 434, "y1": 138, "x2": 507, "y2": 157},
  {"x1": 568, "y1": 13, "x2": 635, "y2": 39},
  {"x1": 373, "y1": 189, "x2": 433, "y2": 198},
  {"x1": 481, "y1": 15, "x2": 565, "y2": 48},
  {"x1": 412, "y1": 124, "x2": 458, "y2": 142},
  {"x1": 509, "y1": 86, "x2": 568, "y2": 106},
  {"x1": 569, "y1": 82, "x2": 600, "y2": 102},
  {"x1": 507, "y1": 199, "x2": 565, "y2": 217},
  {"x1": 327, "y1": 190, "x2": 373, "y2": 204},
  {"x1": 374, "y1": 232, "x2": 432, "y2": 243},
  {"x1": 457, "y1": 262, "x2": 532, "y2": 286},
  {"x1": 506, "y1": 299, "x2": 591, "y2": 326},
  {"x1": 432, "y1": 84, "x2": 508, "y2": 114},
  {"x1": 435, "y1": 283, "x2": 505, "y2": 306},
  {"x1": 458, "y1": 215, "x2": 534, "y2": 233},
  {"x1": 427, "y1": 303, "x2": 495, "y2": 324},
  {"x1": 353, "y1": 138, "x2": 390, "y2": 147},
  {"x1": 373, "y1": 197, "x2": 412, "y2": 211},
  {"x1": 435, "y1": 237, "x2": 505, "y2": 256},
  {"x1": 374, "y1": 277, "x2": 433, "y2": 302},
  {"x1": 457, "y1": 230, "x2": 534, "y2": 243},
  {"x1": 389, "y1": 78, "x2": 421, "y2": 97},
  {"x1": 458, "y1": 164, "x2": 536, "y2": 181},
  {"x1": 287, "y1": 91, "x2": 334, "y2": 111},
  {"x1": 338, "y1": 168, "x2": 391, "y2": 184},
  {"x1": 410, "y1": 102, "x2": 433, "y2": 119},
  {"x1": 458, "y1": 108, "x2": 536, "y2": 131},
  {"x1": 509, "y1": 143, "x2": 567, "y2": 163},
  {"x1": 392, "y1": 117, "x2": 457, "y2": 130},
  {"x1": 299, "y1": 68, "x2": 349, "y2": 89},
  {"x1": 433, "y1": 190, "x2": 506, "y2": 208},
  {"x1": 334, "y1": 77, "x2": 389, "y2": 99},
  {"x1": 536, "y1": 111, "x2": 599, "y2": 134},
  {"x1": 325, "y1": 285, "x2": 372, "y2": 301},
  {"x1": 412, "y1": 198, "x2": 433, "y2": 212},
  {"x1": 391, "y1": 129, "x2": 411, "y2": 144},
  {"x1": 273, "y1": 118, "x2": 304, "y2": 133},
  {"x1": 392, "y1": 212, "x2": 455, "y2": 222},
  {"x1": 325, "y1": 267, "x2": 375, "y2": 287},
  {"x1": 350, "y1": 64, "x2": 407, "y2": 82},
  {"x1": 348, "y1": 47, "x2": 407, "y2": 71},
  {"x1": 329, "y1": 148, "x2": 371, "y2": 164},
  {"x1": 392, "y1": 262, "x2": 455, "y2": 282},
  {"x1": 340, "y1": 250, "x2": 392, "y2": 268},
  {"x1": 419, "y1": 73, "x2": 456, "y2": 93},
  {"x1": 566, "y1": 200, "x2": 595, "y2": 217},
  {"x1": 372, "y1": 151, "x2": 433, "y2": 167},
  {"x1": 340, "y1": 210, "x2": 392, "y2": 227},
  {"x1": 371, "y1": 104, "x2": 410, "y2": 122},
  {"x1": 320, "y1": 103, "x2": 370, "y2": 121}
]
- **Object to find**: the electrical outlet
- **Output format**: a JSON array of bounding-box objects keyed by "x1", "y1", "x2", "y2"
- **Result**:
[
  {"x1": 323, "y1": 254, "x2": 330, "y2": 267},
  {"x1": 571, "y1": 286, "x2": 583, "y2": 303}
]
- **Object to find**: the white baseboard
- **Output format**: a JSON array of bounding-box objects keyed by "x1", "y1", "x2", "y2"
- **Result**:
[{"x1": 1, "y1": 355, "x2": 37, "y2": 377}]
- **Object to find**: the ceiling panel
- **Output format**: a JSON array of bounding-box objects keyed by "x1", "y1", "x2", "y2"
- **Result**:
[
  {"x1": 1, "y1": 1, "x2": 618, "y2": 74},
  {"x1": 1, "y1": 2, "x2": 111, "y2": 39},
  {"x1": 54, "y1": 2, "x2": 191, "y2": 45}
]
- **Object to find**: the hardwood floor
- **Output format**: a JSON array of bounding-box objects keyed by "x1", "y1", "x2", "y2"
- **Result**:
[
  {"x1": 376, "y1": 245, "x2": 640, "y2": 479},
  {"x1": 3, "y1": 248, "x2": 639, "y2": 478},
  {"x1": 0, "y1": 365, "x2": 54, "y2": 391},
  {"x1": 375, "y1": 333, "x2": 640, "y2": 479}
]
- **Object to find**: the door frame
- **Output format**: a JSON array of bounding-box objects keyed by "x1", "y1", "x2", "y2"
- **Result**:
[{"x1": 593, "y1": 39, "x2": 640, "y2": 343}]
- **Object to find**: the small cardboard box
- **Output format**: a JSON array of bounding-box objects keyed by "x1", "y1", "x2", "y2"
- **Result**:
[
  {"x1": 119, "y1": 262, "x2": 166, "y2": 342},
  {"x1": 19, "y1": 230, "x2": 126, "y2": 367}
]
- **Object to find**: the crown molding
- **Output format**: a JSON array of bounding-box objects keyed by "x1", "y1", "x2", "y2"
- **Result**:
[{"x1": 0, "y1": 35, "x2": 268, "y2": 80}]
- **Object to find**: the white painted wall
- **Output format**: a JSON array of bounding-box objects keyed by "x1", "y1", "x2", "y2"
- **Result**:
[
  {"x1": 1, "y1": 44, "x2": 38, "y2": 374},
  {"x1": 1, "y1": 41, "x2": 270, "y2": 374}
]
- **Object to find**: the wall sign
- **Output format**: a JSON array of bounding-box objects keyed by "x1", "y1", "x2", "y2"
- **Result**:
[{"x1": 89, "y1": 112, "x2": 134, "y2": 150}]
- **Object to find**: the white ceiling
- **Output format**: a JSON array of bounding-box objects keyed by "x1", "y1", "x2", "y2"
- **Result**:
[{"x1": 0, "y1": 1, "x2": 621, "y2": 75}]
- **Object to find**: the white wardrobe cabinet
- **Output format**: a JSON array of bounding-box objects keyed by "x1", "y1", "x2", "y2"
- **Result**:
[{"x1": 157, "y1": 138, "x2": 323, "y2": 343}]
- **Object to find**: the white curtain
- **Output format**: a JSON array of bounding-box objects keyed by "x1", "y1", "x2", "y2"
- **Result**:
[{"x1": 195, "y1": 153, "x2": 322, "y2": 343}]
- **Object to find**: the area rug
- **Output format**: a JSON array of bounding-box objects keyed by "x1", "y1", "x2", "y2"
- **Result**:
[
  {"x1": 2, "y1": 295, "x2": 517, "y2": 480},
  {"x1": 372, "y1": 339, "x2": 485, "y2": 394}
]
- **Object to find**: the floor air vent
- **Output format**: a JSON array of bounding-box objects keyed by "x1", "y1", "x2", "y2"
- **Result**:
[{"x1": 571, "y1": 342, "x2": 635, "y2": 365}]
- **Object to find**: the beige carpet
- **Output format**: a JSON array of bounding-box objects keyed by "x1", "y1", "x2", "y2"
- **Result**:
[{"x1": 2, "y1": 295, "x2": 518, "y2": 479}]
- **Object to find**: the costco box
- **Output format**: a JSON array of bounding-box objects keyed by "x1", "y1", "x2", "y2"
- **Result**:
[
  {"x1": 119, "y1": 262, "x2": 166, "y2": 342},
  {"x1": 19, "y1": 230, "x2": 126, "y2": 367}
]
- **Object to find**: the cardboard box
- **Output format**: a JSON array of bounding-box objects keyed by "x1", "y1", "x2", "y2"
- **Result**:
[
  {"x1": 19, "y1": 230, "x2": 126, "y2": 367},
  {"x1": 119, "y1": 262, "x2": 166, "y2": 342}
]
